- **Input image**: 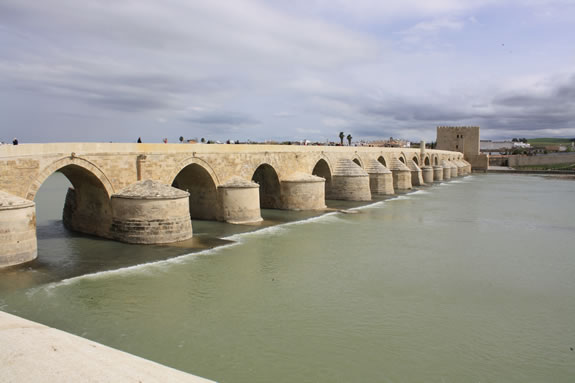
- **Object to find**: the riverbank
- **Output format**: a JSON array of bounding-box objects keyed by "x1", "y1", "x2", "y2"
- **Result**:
[{"x1": 488, "y1": 166, "x2": 575, "y2": 177}]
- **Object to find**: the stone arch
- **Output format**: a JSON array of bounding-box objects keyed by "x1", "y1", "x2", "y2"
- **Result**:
[
  {"x1": 27, "y1": 156, "x2": 114, "y2": 237},
  {"x1": 312, "y1": 158, "x2": 332, "y2": 197},
  {"x1": 252, "y1": 163, "x2": 281, "y2": 209},
  {"x1": 26, "y1": 156, "x2": 114, "y2": 201},
  {"x1": 424, "y1": 156, "x2": 431, "y2": 166},
  {"x1": 398, "y1": 154, "x2": 406, "y2": 164},
  {"x1": 377, "y1": 155, "x2": 387, "y2": 167},
  {"x1": 352, "y1": 156, "x2": 364, "y2": 168},
  {"x1": 433, "y1": 155, "x2": 439, "y2": 166},
  {"x1": 172, "y1": 162, "x2": 219, "y2": 220},
  {"x1": 169, "y1": 157, "x2": 220, "y2": 188},
  {"x1": 411, "y1": 155, "x2": 419, "y2": 165}
]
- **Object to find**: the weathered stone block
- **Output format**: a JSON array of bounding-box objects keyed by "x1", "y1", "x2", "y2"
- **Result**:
[
  {"x1": 421, "y1": 166, "x2": 434, "y2": 184},
  {"x1": 433, "y1": 166, "x2": 444, "y2": 181},
  {"x1": 280, "y1": 173, "x2": 325, "y2": 210},
  {"x1": 110, "y1": 180, "x2": 192, "y2": 244},
  {"x1": 217, "y1": 177, "x2": 262, "y2": 224},
  {"x1": 327, "y1": 159, "x2": 371, "y2": 201},
  {"x1": 0, "y1": 191, "x2": 37, "y2": 268}
]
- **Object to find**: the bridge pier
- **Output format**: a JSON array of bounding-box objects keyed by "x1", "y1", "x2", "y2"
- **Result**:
[
  {"x1": 421, "y1": 166, "x2": 434, "y2": 183},
  {"x1": 449, "y1": 162, "x2": 458, "y2": 178},
  {"x1": 460, "y1": 160, "x2": 469, "y2": 174},
  {"x1": 390, "y1": 158, "x2": 412, "y2": 190},
  {"x1": 280, "y1": 173, "x2": 326, "y2": 210},
  {"x1": 466, "y1": 160, "x2": 472, "y2": 174},
  {"x1": 433, "y1": 165, "x2": 444, "y2": 181},
  {"x1": 217, "y1": 177, "x2": 262, "y2": 224},
  {"x1": 454, "y1": 160, "x2": 465, "y2": 176},
  {"x1": 442, "y1": 161, "x2": 452, "y2": 180},
  {"x1": 366, "y1": 160, "x2": 394, "y2": 195},
  {"x1": 327, "y1": 159, "x2": 371, "y2": 201},
  {"x1": 407, "y1": 159, "x2": 424, "y2": 186},
  {"x1": 0, "y1": 192, "x2": 37, "y2": 268},
  {"x1": 63, "y1": 187, "x2": 112, "y2": 238},
  {"x1": 110, "y1": 180, "x2": 193, "y2": 244}
]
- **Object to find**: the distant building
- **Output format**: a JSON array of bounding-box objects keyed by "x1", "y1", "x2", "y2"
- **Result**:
[
  {"x1": 370, "y1": 137, "x2": 411, "y2": 148},
  {"x1": 480, "y1": 140, "x2": 531, "y2": 153},
  {"x1": 544, "y1": 145, "x2": 567, "y2": 152}
]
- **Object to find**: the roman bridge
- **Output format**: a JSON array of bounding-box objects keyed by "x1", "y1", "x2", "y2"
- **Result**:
[{"x1": 0, "y1": 143, "x2": 470, "y2": 268}]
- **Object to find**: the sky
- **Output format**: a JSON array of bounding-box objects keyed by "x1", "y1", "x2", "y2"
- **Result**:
[{"x1": 0, "y1": 0, "x2": 574, "y2": 144}]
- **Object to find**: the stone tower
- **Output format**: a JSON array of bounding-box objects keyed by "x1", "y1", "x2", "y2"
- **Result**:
[{"x1": 436, "y1": 126, "x2": 488, "y2": 171}]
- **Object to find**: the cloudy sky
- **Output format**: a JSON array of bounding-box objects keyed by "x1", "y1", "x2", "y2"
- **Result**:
[{"x1": 1, "y1": 0, "x2": 574, "y2": 143}]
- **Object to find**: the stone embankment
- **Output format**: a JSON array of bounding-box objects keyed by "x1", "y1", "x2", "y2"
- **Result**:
[{"x1": 0, "y1": 310, "x2": 215, "y2": 383}]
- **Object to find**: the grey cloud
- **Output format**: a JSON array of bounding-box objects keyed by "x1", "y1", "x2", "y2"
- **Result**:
[
  {"x1": 357, "y1": 74, "x2": 575, "y2": 139},
  {"x1": 1, "y1": 0, "x2": 574, "y2": 143},
  {"x1": 184, "y1": 112, "x2": 260, "y2": 126}
]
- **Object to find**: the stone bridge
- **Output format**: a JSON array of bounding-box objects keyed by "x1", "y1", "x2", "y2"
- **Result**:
[{"x1": 0, "y1": 143, "x2": 469, "y2": 267}]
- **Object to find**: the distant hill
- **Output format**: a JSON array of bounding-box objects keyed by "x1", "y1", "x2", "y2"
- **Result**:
[{"x1": 527, "y1": 138, "x2": 574, "y2": 146}]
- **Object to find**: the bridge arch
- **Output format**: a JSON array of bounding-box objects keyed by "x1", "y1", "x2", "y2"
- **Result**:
[
  {"x1": 312, "y1": 158, "x2": 332, "y2": 197},
  {"x1": 171, "y1": 159, "x2": 219, "y2": 220},
  {"x1": 352, "y1": 156, "x2": 364, "y2": 168},
  {"x1": 252, "y1": 163, "x2": 281, "y2": 209},
  {"x1": 433, "y1": 154, "x2": 439, "y2": 166},
  {"x1": 398, "y1": 153, "x2": 407, "y2": 164},
  {"x1": 169, "y1": 157, "x2": 220, "y2": 187},
  {"x1": 27, "y1": 157, "x2": 114, "y2": 201},
  {"x1": 27, "y1": 156, "x2": 114, "y2": 237},
  {"x1": 411, "y1": 155, "x2": 419, "y2": 165},
  {"x1": 424, "y1": 155, "x2": 431, "y2": 166},
  {"x1": 377, "y1": 155, "x2": 388, "y2": 167}
]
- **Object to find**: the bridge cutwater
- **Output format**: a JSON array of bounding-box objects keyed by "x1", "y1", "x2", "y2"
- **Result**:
[{"x1": 0, "y1": 142, "x2": 471, "y2": 268}]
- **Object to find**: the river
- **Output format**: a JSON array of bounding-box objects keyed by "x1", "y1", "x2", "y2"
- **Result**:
[{"x1": 1, "y1": 173, "x2": 574, "y2": 382}]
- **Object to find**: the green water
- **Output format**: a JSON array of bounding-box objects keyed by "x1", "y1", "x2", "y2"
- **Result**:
[{"x1": 1, "y1": 173, "x2": 575, "y2": 382}]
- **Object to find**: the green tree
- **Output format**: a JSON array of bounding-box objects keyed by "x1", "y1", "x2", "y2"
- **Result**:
[
  {"x1": 347, "y1": 134, "x2": 352, "y2": 146},
  {"x1": 339, "y1": 132, "x2": 345, "y2": 146},
  {"x1": 200, "y1": 138, "x2": 205, "y2": 143},
  {"x1": 179, "y1": 136, "x2": 184, "y2": 143}
]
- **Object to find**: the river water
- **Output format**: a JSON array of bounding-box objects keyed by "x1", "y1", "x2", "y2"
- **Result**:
[{"x1": 1, "y1": 173, "x2": 575, "y2": 382}]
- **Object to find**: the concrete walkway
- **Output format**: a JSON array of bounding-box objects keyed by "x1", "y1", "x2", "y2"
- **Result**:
[{"x1": 0, "y1": 311, "x2": 215, "y2": 383}]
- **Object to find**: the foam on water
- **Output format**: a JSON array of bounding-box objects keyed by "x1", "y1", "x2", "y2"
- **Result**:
[
  {"x1": 388, "y1": 195, "x2": 412, "y2": 201},
  {"x1": 348, "y1": 201, "x2": 385, "y2": 211},
  {"x1": 30, "y1": 241, "x2": 242, "y2": 294},
  {"x1": 224, "y1": 212, "x2": 340, "y2": 241},
  {"x1": 32, "y1": 212, "x2": 343, "y2": 292}
]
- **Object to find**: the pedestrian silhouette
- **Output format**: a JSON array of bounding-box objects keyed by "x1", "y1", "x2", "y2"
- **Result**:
[
  {"x1": 137, "y1": 137, "x2": 142, "y2": 143},
  {"x1": 12, "y1": 138, "x2": 18, "y2": 145}
]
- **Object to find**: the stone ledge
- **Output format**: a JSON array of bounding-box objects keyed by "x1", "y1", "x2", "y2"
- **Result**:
[{"x1": 0, "y1": 310, "x2": 215, "y2": 383}]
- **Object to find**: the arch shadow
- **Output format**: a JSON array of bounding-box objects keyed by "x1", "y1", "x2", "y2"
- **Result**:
[
  {"x1": 312, "y1": 158, "x2": 332, "y2": 197},
  {"x1": 172, "y1": 163, "x2": 219, "y2": 220},
  {"x1": 377, "y1": 156, "x2": 387, "y2": 167},
  {"x1": 352, "y1": 156, "x2": 363, "y2": 168},
  {"x1": 252, "y1": 163, "x2": 281, "y2": 209}
]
